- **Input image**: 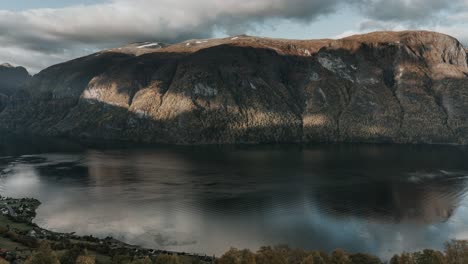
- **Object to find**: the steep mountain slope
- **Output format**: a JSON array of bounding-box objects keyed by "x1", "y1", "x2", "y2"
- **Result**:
[
  {"x1": 0, "y1": 63, "x2": 31, "y2": 111},
  {"x1": 1, "y1": 31, "x2": 468, "y2": 144}
]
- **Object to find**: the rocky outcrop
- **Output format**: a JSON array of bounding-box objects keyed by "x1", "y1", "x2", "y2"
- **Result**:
[{"x1": 1, "y1": 31, "x2": 468, "y2": 144}]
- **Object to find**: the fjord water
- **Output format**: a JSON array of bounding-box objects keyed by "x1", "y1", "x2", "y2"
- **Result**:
[{"x1": 1, "y1": 136, "x2": 468, "y2": 259}]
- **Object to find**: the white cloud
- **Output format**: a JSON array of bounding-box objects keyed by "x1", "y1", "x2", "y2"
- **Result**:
[
  {"x1": 357, "y1": 0, "x2": 466, "y2": 23},
  {"x1": 0, "y1": 0, "x2": 467, "y2": 73},
  {"x1": 334, "y1": 0, "x2": 468, "y2": 47},
  {"x1": 0, "y1": 0, "x2": 344, "y2": 73}
]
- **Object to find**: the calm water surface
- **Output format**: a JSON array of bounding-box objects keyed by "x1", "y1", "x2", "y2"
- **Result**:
[{"x1": 1, "y1": 136, "x2": 468, "y2": 259}]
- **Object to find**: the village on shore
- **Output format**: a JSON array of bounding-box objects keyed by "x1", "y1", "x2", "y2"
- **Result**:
[{"x1": 0, "y1": 196, "x2": 214, "y2": 263}]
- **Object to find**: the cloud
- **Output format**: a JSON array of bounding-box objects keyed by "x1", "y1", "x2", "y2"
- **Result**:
[
  {"x1": 338, "y1": 1, "x2": 468, "y2": 47},
  {"x1": 0, "y1": 0, "x2": 343, "y2": 50},
  {"x1": 354, "y1": 19, "x2": 468, "y2": 47},
  {"x1": 0, "y1": 0, "x2": 467, "y2": 73},
  {"x1": 0, "y1": 0, "x2": 346, "y2": 73},
  {"x1": 357, "y1": 0, "x2": 466, "y2": 24}
]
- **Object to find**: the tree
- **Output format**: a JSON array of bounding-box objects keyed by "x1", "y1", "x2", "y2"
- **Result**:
[
  {"x1": 131, "y1": 257, "x2": 154, "y2": 264},
  {"x1": 76, "y1": 255, "x2": 96, "y2": 264},
  {"x1": 25, "y1": 241, "x2": 60, "y2": 264},
  {"x1": 300, "y1": 255, "x2": 315, "y2": 264},
  {"x1": 300, "y1": 252, "x2": 327, "y2": 264},
  {"x1": 112, "y1": 255, "x2": 133, "y2": 264},
  {"x1": 255, "y1": 246, "x2": 287, "y2": 264},
  {"x1": 217, "y1": 248, "x2": 255, "y2": 264},
  {"x1": 218, "y1": 248, "x2": 241, "y2": 264},
  {"x1": 389, "y1": 253, "x2": 415, "y2": 264},
  {"x1": 445, "y1": 240, "x2": 468, "y2": 264},
  {"x1": 349, "y1": 253, "x2": 382, "y2": 264},
  {"x1": 330, "y1": 249, "x2": 351, "y2": 264},
  {"x1": 241, "y1": 249, "x2": 257, "y2": 264},
  {"x1": 60, "y1": 245, "x2": 84, "y2": 264},
  {"x1": 311, "y1": 252, "x2": 326, "y2": 264},
  {"x1": 287, "y1": 249, "x2": 308, "y2": 264},
  {"x1": 413, "y1": 249, "x2": 445, "y2": 264},
  {"x1": 155, "y1": 254, "x2": 181, "y2": 264}
]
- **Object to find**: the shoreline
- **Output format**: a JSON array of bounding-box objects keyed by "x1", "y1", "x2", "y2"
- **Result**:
[
  {"x1": 0, "y1": 196, "x2": 214, "y2": 263},
  {"x1": 2, "y1": 131, "x2": 468, "y2": 149},
  {"x1": 1, "y1": 196, "x2": 468, "y2": 263}
]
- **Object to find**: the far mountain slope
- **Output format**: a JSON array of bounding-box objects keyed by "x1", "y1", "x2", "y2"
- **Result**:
[
  {"x1": 0, "y1": 63, "x2": 31, "y2": 111},
  {"x1": 1, "y1": 31, "x2": 468, "y2": 144}
]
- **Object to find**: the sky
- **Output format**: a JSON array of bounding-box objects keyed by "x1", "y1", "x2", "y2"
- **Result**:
[{"x1": 1, "y1": 0, "x2": 468, "y2": 73}]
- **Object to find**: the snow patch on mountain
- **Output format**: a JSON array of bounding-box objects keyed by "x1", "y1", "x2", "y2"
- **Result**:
[{"x1": 137, "y1": 42, "x2": 162, "y2": 49}]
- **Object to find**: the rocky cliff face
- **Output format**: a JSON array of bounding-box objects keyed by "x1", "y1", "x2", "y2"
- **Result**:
[
  {"x1": 1, "y1": 31, "x2": 468, "y2": 144},
  {"x1": 0, "y1": 63, "x2": 31, "y2": 111}
]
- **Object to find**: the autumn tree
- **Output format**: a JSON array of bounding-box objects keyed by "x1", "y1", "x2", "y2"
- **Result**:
[
  {"x1": 300, "y1": 255, "x2": 315, "y2": 264},
  {"x1": 76, "y1": 255, "x2": 96, "y2": 264},
  {"x1": 60, "y1": 245, "x2": 84, "y2": 264},
  {"x1": 445, "y1": 240, "x2": 468, "y2": 264},
  {"x1": 255, "y1": 246, "x2": 287, "y2": 264},
  {"x1": 131, "y1": 256, "x2": 154, "y2": 264},
  {"x1": 155, "y1": 254, "x2": 181, "y2": 264},
  {"x1": 25, "y1": 241, "x2": 60, "y2": 264},
  {"x1": 349, "y1": 253, "x2": 382, "y2": 264},
  {"x1": 413, "y1": 249, "x2": 445, "y2": 264},
  {"x1": 389, "y1": 253, "x2": 415, "y2": 264},
  {"x1": 330, "y1": 249, "x2": 351, "y2": 264},
  {"x1": 217, "y1": 248, "x2": 256, "y2": 264}
]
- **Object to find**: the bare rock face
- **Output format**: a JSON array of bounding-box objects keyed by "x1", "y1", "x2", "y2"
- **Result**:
[
  {"x1": 0, "y1": 63, "x2": 31, "y2": 111},
  {"x1": 1, "y1": 31, "x2": 468, "y2": 144}
]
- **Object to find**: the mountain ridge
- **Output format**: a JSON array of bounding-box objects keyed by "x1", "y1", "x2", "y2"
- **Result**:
[
  {"x1": 1, "y1": 30, "x2": 468, "y2": 144},
  {"x1": 0, "y1": 63, "x2": 31, "y2": 111}
]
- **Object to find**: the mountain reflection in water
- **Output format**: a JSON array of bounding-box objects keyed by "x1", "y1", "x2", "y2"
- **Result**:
[{"x1": 0, "y1": 136, "x2": 468, "y2": 259}]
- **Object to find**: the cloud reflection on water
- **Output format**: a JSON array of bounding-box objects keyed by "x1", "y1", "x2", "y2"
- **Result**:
[{"x1": 0, "y1": 142, "x2": 468, "y2": 258}]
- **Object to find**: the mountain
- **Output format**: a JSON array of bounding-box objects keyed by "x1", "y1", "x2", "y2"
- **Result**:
[
  {"x1": 0, "y1": 63, "x2": 31, "y2": 111},
  {"x1": 0, "y1": 63, "x2": 31, "y2": 95},
  {"x1": 1, "y1": 31, "x2": 468, "y2": 144}
]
